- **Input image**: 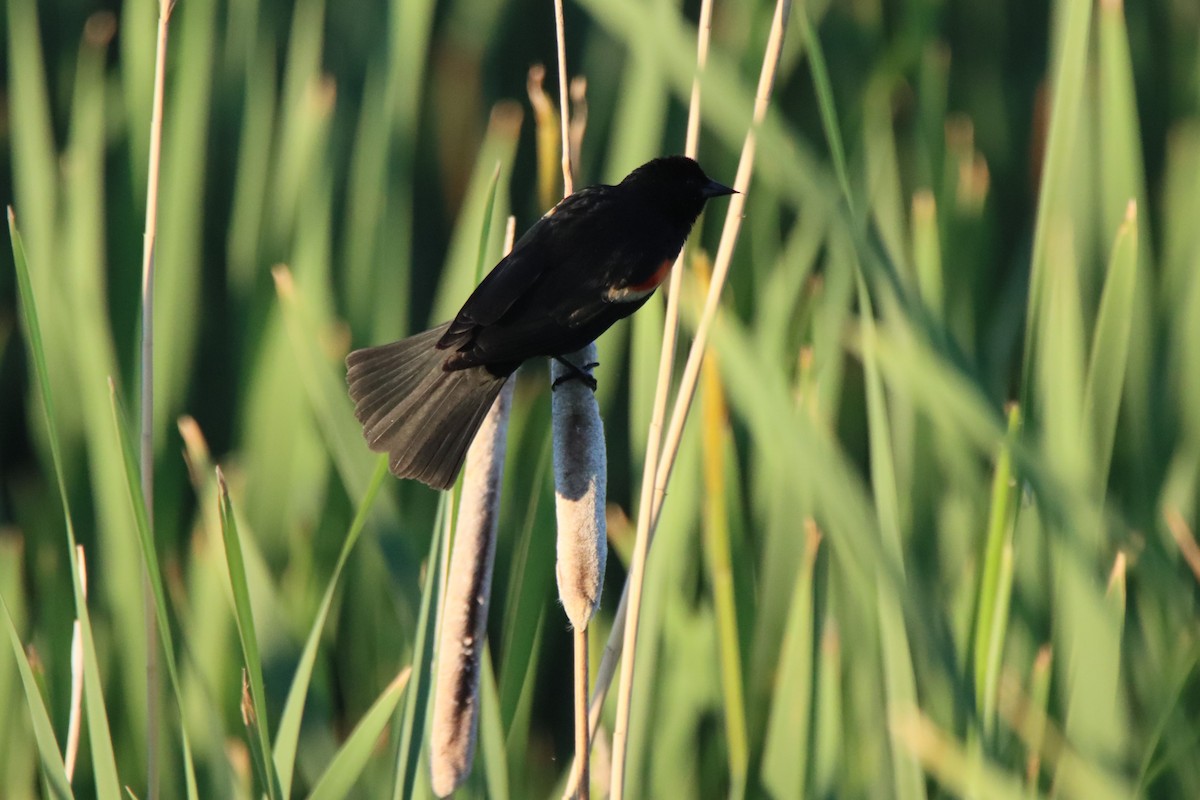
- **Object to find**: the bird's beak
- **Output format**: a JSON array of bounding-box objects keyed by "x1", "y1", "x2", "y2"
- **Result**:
[{"x1": 702, "y1": 178, "x2": 737, "y2": 198}]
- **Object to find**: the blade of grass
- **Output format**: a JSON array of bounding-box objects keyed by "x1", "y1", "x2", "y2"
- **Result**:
[
  {"x1": 811, "y1": 616, "x2": 843, "y2": 798},
  {"x1": 1082, "y1": 203, "x2": 1138, "y2": 493},
  {"x1": 855, "y1": 267, "x2": 926, "y2": 800},
  {"x1": 699, "y1": 335, "x2": 748, "y2": 799},
  {"x1": 392, "y1": 494, "x2": 451, "y2": 800},
  {"x1": 5, "y1": 0, "x2": 59, "y2": 284},
  {"x1": 1019, "y1": 0, "x2": 1095, "y2": 408},
  {"x1": 226, "y1": 41, "x2": 277, "y2": 295},
  {"x1": 497, "y1": 426, "x2": 555, "y2": 759},
  {"x1": 62, "y1": 20, "x2": 155, "y2": 781},
  {"x1": 891, "y1": 712, "x2": 1033, "y2": 800},
  {"x1": 476, "y1": 647, "x2": 510, "y2": 800},
  {"x1": 274, "y1": 458, "x2": 390, "y2": 797},
  {"x1": 911, "y1": 191, "x2": 944, "y2": 316},
  {"x1": 0, "y1": 594, "x2": 74, "y2": 800},
  {"x1": 431, "y1": 105, "x2": 521, "y2": 324},
  {"x1": 973, "y1": 405, "x2": 1021, "y2": 738},
  {"x1": 306, "y1": 668, "x2": 412, "y2": 800},
  {"x1": 153, "y1": 0, "x2": 217, "y2": 435},
  {"x1": 9, "y1": 208, "x2": 122, "y2": 799},
  {"x1": 760, "y1": 524, "x2": 821, "y2": 798},
  {"x1": 109, "y1": 382, "x2": 200, "y2": 799},
  {"x1": 377, "y1": 0, "x2": 437, "y2": 343},
  {"x1": 216, "y1": 468, "x2": 284, "y2": 800},
  {"x1": 0, "y1": 535, "x2": 35, "y2": 794},
  {"x1": 273, "y1": 266, "x2": 401, "y2": 520},
  {"x1": 798, "y1": 6, "x2": 853, "y2": 213},
  {"x1": 1095, "y1": 0, "x2": 1154, "y2": 510}
]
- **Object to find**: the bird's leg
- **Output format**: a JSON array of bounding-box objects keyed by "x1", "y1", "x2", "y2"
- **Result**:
[{"x1": 551, "y1": 357, "x2": 600, "y2": 392}]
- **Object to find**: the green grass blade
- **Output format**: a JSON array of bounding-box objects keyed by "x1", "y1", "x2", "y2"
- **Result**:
[
  {"x1": 700, "y1": 357, "x2": 749, "y2": 797},
  {"x1": 1097, "y1": 0, "x2": 1148, "y2": 239},
  {"x1": 476, "y1": 647, "x2": 510, "y2": 800},
  {"x1": 0, "y1": 536, "x2": 35, "y2": 793},
  {"x1": 154, "y1": 0, "x2": 218, "y2": 433},
  {"x1": 1095, "y1": 0, "x2": 1154, "y2": 500},
  {"x1": 798, "y1": 7, "x2": 853, "y2": 212},
  {"x1": 760, "y1": 526, "x2": 821, "y2": 798},
  {"x1": 810, "y1": 611, "x2": 843, "y2": 798},
  {"x1": 431, "y1": 108, "x2": 520, "y2": 324},
  {"x1": 1019, "y1": 0, "x2": 1095, "y2": 406},
  {"x1": 497, "y1": 427, "x2": 555, "y2": 731},
  {"x1": 274, "y1": 458, "x2": 390, "y2": 796},
  {"x1": 273, "y1": 267, "x2": 400, "y2": 519},
  {"x1": 892, "y1": 713, "x2": 1032, "y2": 800},
  {"x1": 9, "y1": 208, "x2": 122, "y2": 799},
  {"x1": 226, "y1": 42, "x2": 277, "y2": 295},
  {"x1": 108, "y1": 383, "x2": 200, "y2": 799},
  {"x1": 5, "y1": 0, "x2": 59, "y2": 281},
  {"x1": 63, "y1": 31, "x2": 153, "y2": 775},
  {"x1": 1025, "y1": 647, "x2": 1053, "y2": 798},
  {"x1": 216, "y1": 469, "x2": 284, "y2": 800},
  {"x1": 911, "y1": 191, "x2": 944, "y2": 317},
  {"x1": 973, "y1": 405, "x2": 1021, "y2": 737},
  {"x1": 392, "y1": 495, "x2": 450, "y2": 800},
  {"x1": 306, "y1": 668, "x2": 412, "y2": 800},
  {"x1": 1083, "y1": 205, "x2": 1138, "y2": 492},
  {"x1": 473, "y1": 165, "x2": 502, "y2": 284},
  {"x1": 855, "y1": 269, "x2": 926, "y2": 800},
  {"x1": 0, "y1": 594, "x2": 74, "y2": 800}
]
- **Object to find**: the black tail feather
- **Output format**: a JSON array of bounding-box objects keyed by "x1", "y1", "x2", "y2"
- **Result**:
[{"x1": 346, "y1": 323, "x2": 507, "y2": 490}]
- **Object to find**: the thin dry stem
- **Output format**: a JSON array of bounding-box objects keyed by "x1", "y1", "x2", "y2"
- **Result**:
[
  {"x1": 568, "y1": 2, "x2": 717, "y2": 792},
  {"x1": 64, "y1": 545, "x2": 87, "y2": 780},
  {"x1": 554, "y1": 0, "x2": 573, "y2": 194},
  {"x1": 573, "y1": 628, "x2": 591, "y2": 800},
  {"x1": 609, "y1": 2, "x2": 791, "y2": 794},
  {"x1": 139, "y1": 2, "x2": 173, "y2": 795}
]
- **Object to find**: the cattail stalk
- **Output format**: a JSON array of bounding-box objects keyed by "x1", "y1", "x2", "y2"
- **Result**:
[
  {"x1": 429, "y1": 219, "x2": 518, "y2": 797},
  {"x1": 550, "y1": 4, "x2": 604, "y2": 797}
]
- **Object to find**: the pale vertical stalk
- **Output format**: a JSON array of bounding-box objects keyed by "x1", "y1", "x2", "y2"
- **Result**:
[
  {"x1": 610, "y1": 2, "x2": 790, "y2": 795},
  {"x1": 653, "y1": 0, "x2": 790, "y2": 527},
  {"x1": 64, "y1": 545, "x2": 88, "y2": 780},
  {"x1": 139, "y1": 2, "x2": 173, "y2": 796},
  {"x1": 569, "y1": 3, "x2": 715, "y2": 791},
  {"x1": 553, "y1": 0, "x2": 574, "y2": 195},
  {"x1": 551, "y1": 5, "x2": 604, "y2": 797},
  {"x1": 574, "y1": 627, "x2": 590, "y2": 799},
  {"x1": 429, "y1": 219, "x2": 517, "y2": 797}
]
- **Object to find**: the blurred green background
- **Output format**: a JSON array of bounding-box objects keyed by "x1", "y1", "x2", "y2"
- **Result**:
[{"x1": 3, "y1": 0, "x2": 1200, "y2": 797}]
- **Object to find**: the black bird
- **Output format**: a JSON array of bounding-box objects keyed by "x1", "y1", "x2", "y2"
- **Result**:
[{"x1": 346, "y1": 156, "x2": 735, "y2": 489}]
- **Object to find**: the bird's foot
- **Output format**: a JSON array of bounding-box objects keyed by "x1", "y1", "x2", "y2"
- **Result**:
[{"x1": 552, "y1": 358, "x2": 600, "y2": 392}]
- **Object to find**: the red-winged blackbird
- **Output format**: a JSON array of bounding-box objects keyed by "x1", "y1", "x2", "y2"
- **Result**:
[{"x1": 346, "y1": 156, "x2": 734, "y2": 489}]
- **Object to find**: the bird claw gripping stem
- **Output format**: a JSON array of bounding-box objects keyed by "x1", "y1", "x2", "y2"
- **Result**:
[{"x1": 552, "y1": 358, "x2": 600, "y2": 392}]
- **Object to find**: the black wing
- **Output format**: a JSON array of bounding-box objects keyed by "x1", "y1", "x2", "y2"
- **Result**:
[{"x1": 437, "y1": 186, "x2": 615, "y2": 349}]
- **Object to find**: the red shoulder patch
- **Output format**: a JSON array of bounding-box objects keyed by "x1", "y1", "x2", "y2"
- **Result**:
[{"x1": 627, "y1": 258, "x2": 675, "y2": 293}]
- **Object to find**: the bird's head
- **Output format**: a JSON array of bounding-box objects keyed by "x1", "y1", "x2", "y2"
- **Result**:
[{"x1": 620, "y1": 156, "x2": 736, "y2": 224}]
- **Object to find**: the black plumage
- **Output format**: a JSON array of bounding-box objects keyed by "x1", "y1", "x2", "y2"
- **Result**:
[{"x1": 346, "y1": 156, "x2": 734, "y2": 489}]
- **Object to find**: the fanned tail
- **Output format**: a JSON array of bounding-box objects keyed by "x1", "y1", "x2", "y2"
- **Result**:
[{"x1": 346, "y1": 323, "x2": 507, "y2": 490}]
